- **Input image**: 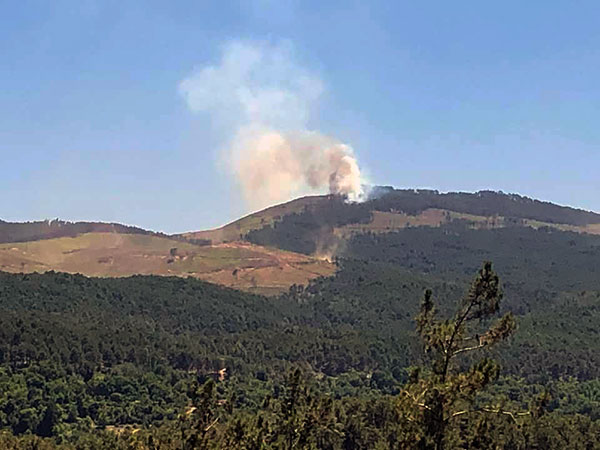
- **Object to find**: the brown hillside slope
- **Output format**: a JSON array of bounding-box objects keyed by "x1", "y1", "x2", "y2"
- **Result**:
[
  {"x1": 179, "y1": 195, "x2": 330, "y2": 244},
  {"x1": 0, "y1": 233, "x2": 334, "y2": 295}
]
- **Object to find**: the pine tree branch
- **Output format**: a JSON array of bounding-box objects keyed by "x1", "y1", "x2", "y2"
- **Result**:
[
  {"x1": 452, "y1": 342, "x2": 486, "y2": 356},
  {"x1": 403, "y1": 389, "x2": 432, "y2": 411},
  {"x1": 204, "y1": 418, "x2": 219, "y2": 432},
  {"x1": 480, "y1": 407, "x2": 530, "y2": 423},
  {"x1": 441, "y1": 298, "x2": 477, "y2": 379},
  {"x1": 449, "y1": 407, "x2": 530, "y2": 424}
]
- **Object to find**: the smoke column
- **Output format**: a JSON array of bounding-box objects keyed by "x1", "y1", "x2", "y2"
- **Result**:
[{"x1": 179, "y1": 40, "x2": 365, "y2": 211}]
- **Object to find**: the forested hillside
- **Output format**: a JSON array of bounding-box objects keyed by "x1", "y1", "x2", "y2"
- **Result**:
[
  {"x1": 2, "y1": 216, "x2": 600, "y2": 447},
  {"x1": 2, "y1": 191, "x2": 600, "y2": 448},
  {"x1": 245, "y1": 189, "x2": 600, "y2": 254},
  {"x1": 365, "y1": 189, "x2": 600, "y2": 225}
]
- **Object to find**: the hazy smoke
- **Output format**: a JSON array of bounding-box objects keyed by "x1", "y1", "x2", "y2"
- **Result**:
[{"x1": 179, "y1": 41, "x2": 365, "y2": 210}]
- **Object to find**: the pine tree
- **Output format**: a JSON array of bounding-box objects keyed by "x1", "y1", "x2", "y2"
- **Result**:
[
  {"x1": 400, "y1": 262, "x2": 517, "y2": 450},
  {"x1": 181, "y1": 379, "x2": 219, "y2": 450}
]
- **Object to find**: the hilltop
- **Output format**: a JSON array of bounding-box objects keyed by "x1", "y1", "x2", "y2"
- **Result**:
[
  {"x1": 2, "y1": 188, "x2": 600, "y2": 294},
  {"x1": 178, "y1": 195, "x2": 327, "y2": 244},
  {"x1": 0, "y1": 218, "x2": 156, "y2": 243},
  {"x1": 186, "y1": 188, "x2": 600, "y2": 255}
]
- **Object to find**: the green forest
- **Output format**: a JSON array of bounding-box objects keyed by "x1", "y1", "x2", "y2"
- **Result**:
[
  {"x1": 2, "y1": 216, "x2": 600, "y2": 448},
  {"x1": 245, "y1": 189, "x2": 600, "y2": 255}
]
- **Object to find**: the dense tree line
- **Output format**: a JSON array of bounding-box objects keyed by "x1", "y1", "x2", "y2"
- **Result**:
[
  {"x1": 2, "y1": 211, "x2": 600, "y2": 447},
  {"x1": 365, "y1": 189, "x2": 600, "y2": 226},
  {"x1": 1, "y1": 263, "x2": 600, "y2": 448},
  {"x1": 245, "y1": 189, "x2": 600, "y2": 255},
  {"x1": 3, "y1": 373, "x2": 598, "y2": 449}
]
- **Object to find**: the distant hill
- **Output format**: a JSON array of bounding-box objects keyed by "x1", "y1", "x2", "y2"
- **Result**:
[
  {"x1": 3, "y1": 188, "x2": 599, "y2": 294},
  {"x1": 0, "y1": 219, "x2": 155, "y2": 243},
  {"x1": 367, "y1": 188, "x2": 600, "y2": 226},
  {"x1": 237, "y1": 188, "x2": 600, "y2": 255}
]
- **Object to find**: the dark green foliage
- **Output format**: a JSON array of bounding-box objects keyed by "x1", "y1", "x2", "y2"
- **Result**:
[
  {"x1": 246, "y1": 195, "x2": 371, "y2": 254},
  {"x1": 365, "y1": 189, "x2": 600, "y2": 226},
  {"x1": 401, "y1": 263, "x2": 516, "y2": 449},
  {"x1": 2, "y1": 211, "x2": 600, "y2": 447},
  {"x1": 346, "y1": 225, "x2": 600, "y2": 294},
  {"x1": 343, "y1": 225, "x2": 600, "y2": 380},
  {"x1": 245, "y1": 189, "x2": 600, "y2": 254}
]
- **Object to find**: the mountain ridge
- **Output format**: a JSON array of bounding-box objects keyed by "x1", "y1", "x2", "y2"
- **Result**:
[
  {"x1": 2, "y1": 187, "x2": 600, "y2": 294},
  {"x1": 4, "y1": 188, "x2": 599, "y2": 245},
  {"x1": 239, "y1": 188, "x2": 600, "y2": 256},
  {"x1": 182, "y1": 188, "x2": 600, "y2": 247},
  {"x1": 0, "y1": 218, "x2": 159, "y2": 244}
]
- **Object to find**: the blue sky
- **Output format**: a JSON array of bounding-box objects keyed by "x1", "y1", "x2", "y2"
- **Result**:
[{"x1": 2, "y1": 0, "x2": 599, "y2": 233}]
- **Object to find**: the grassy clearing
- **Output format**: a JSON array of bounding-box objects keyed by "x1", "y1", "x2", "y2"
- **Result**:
[
  {"x1": 0, "y1": 232, "x2": 335, "y2": 295},
  {"x1": 334, "y1": 208, "x2": 600, "y2": 238}
]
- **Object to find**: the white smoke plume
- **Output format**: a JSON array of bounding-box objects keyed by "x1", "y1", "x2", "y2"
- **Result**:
[{"x1": 179, "y1": 40, "x2": 365, "y2": 211}]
